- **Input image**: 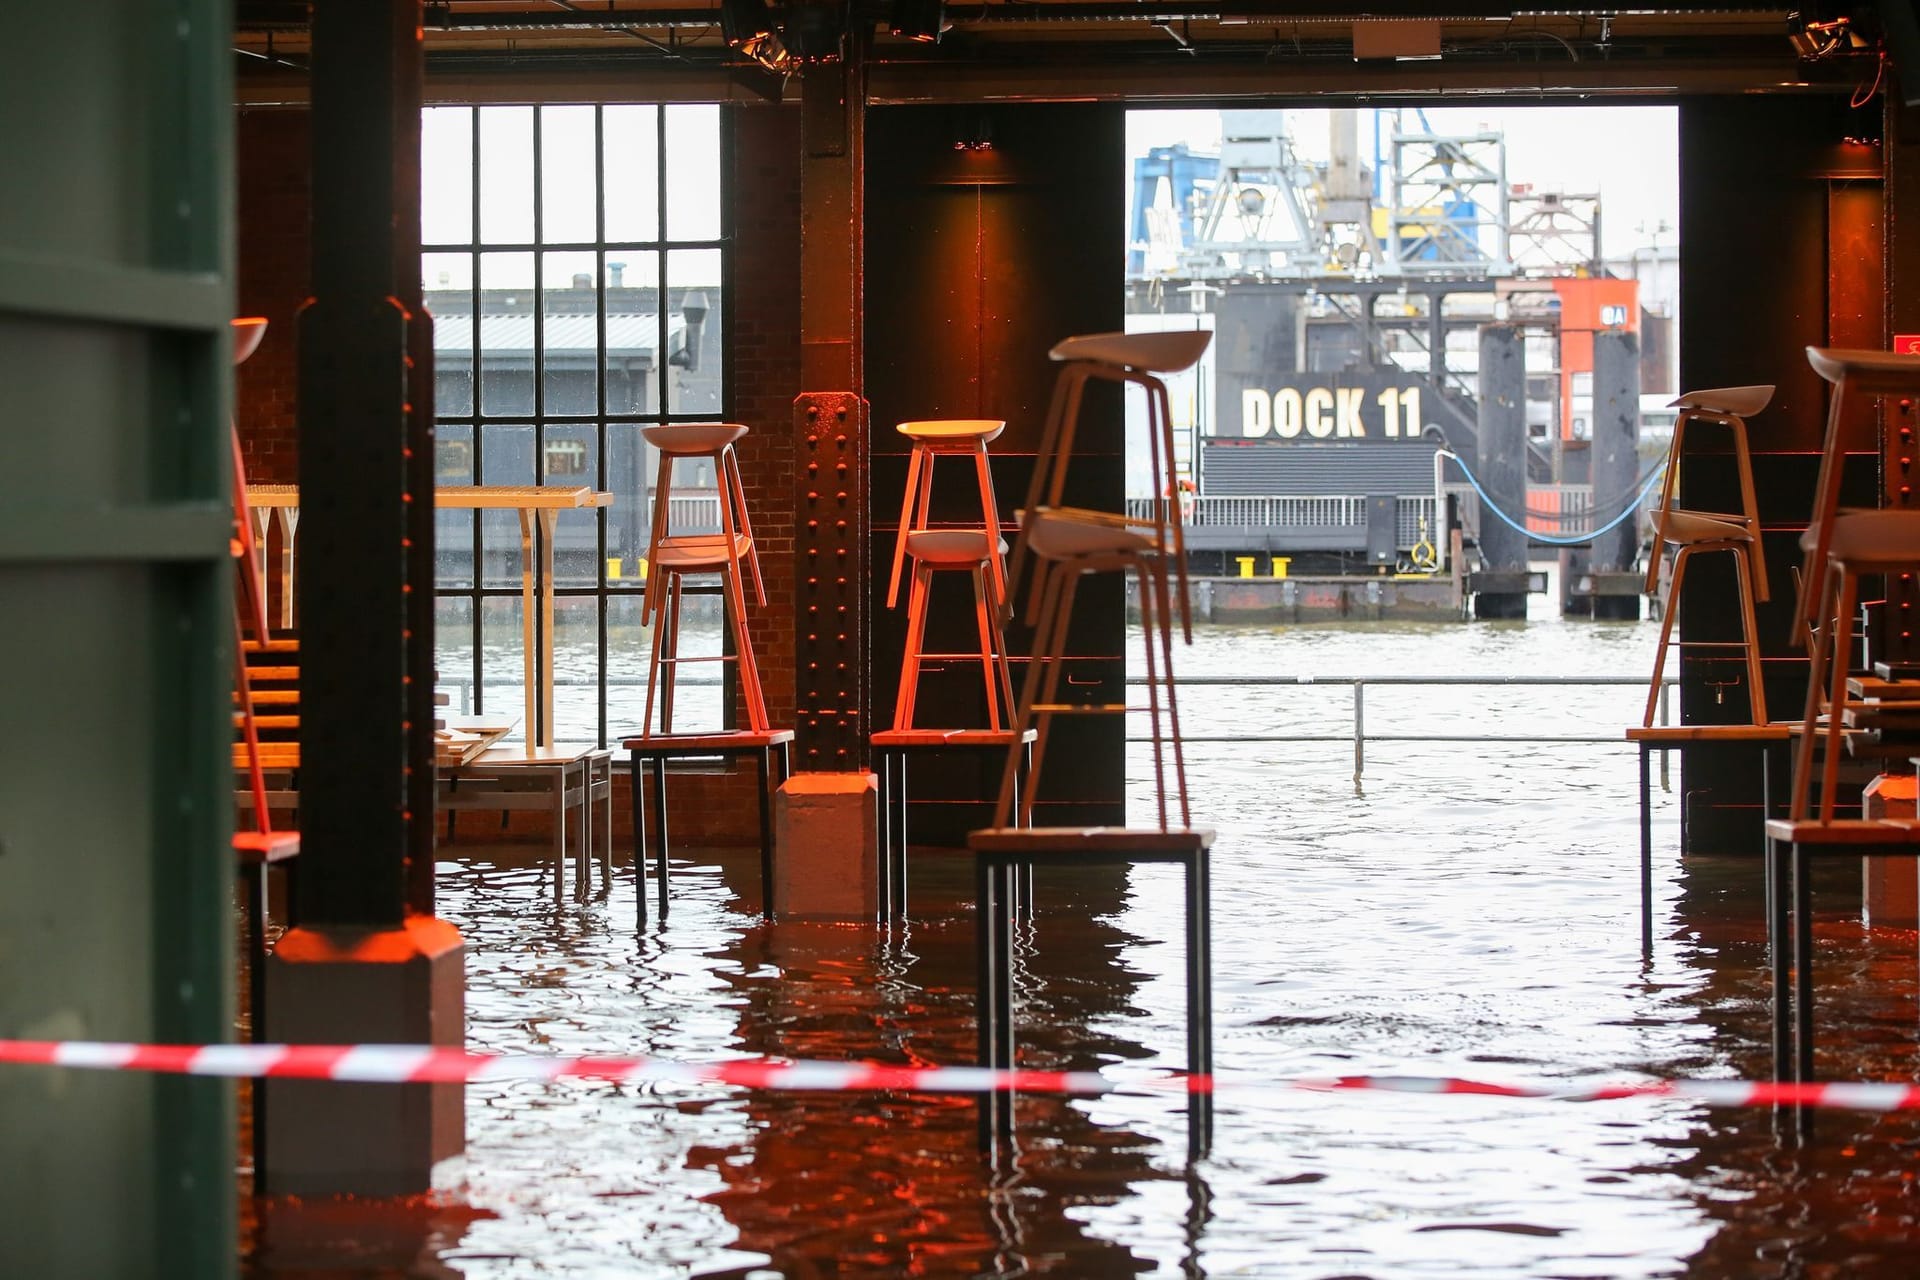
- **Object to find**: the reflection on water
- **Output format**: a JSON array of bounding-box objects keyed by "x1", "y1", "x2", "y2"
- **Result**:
[{"x1": 251, "y1": 617, "x2": 1920, "y2": 1278}]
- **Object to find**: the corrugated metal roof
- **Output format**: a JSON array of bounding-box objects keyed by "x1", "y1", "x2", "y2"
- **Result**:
[
  {"x1": 433, "y1": 312, "x2": 679, "y2": 359},
  {"x1": 1201, "y1": 439, "x2": 1441, "y2": 498}
]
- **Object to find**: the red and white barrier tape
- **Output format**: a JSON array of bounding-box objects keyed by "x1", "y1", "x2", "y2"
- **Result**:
[
  {"x1": 0, "y1": 1040, "x2": 1110, "y2": 1095},
  {"x1": 4, "y1": 1040, "x2": 1918, "y2": 1110}
]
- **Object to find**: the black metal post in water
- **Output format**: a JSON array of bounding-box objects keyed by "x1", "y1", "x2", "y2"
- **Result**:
[
  {"x1": 294, "y1": 0, "x2": 432, "y2": 927},
  {"x1": 1473, "y1": 324, "x2": 1529, "y2": 619},
  {"x1": 1586, "y1": 328, "x2": 1642, "y2": 621}
]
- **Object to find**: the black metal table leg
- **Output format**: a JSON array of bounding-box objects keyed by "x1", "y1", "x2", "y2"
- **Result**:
[
  {"x1": 1195, "y1": 849, "x2": 1213, "y2": 1158},
  {"x1": 1792, "y1": 839, "x2": 1814, "y2": 1144},
  {"x1": 976, "y1": 852, "x2": 1001, "y2": 1149},
  {"x1": 651, "y1": 755, "x2": 670, "y2": 920},
  {"x1": 756, "y1": 746, "x2": 774, "y2": 921},
  {"x1": 893, "y1": 750, "x2": 909, "y2": 920},
  {"x1": 992, "y1": 859, "x2": 1017, "y2": 1146},
  {"x1": 1639, "y1": 742, "x2": 1653, "y2": 957},
  {"x1": 630, "y1": 752, "x2": 647, "y2": 928},
  {"x1": 243, "y1": 861, "x2": 269, "y2": 1182},
  {"x1": 873, "y1": 748, "x2": 891, "y2": 924},
  {"x1": 1767, "y1": 833, "x2": 1790, "y2": 1134}
]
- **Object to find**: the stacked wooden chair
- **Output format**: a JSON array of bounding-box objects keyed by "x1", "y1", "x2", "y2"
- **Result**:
[
  {"x1": 1764, "y1": 347, "x2": 1920, "y2": 1141},
  {"x1": 622, "y1": 424, "x2": 791, "y2": 925},
  {"x1": 969, "y1": 330, "x2": 1216, "y2": 1157}
]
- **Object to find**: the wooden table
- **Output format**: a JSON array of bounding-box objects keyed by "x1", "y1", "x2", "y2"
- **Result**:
[{"x1": 248, "y1": 484, "x2": 613, "y2": 749}]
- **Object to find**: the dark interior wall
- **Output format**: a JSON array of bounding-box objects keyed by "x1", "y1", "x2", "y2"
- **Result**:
[
  {"x1": 237, "y1": 108, "x2": 312, "y2": 486},
  {"x1": 1677, "y1": 94, "x2": 1885, "y2": 852},
  {"x1": 865, "y1": 103, "x2": 1127, "y2": 838}
]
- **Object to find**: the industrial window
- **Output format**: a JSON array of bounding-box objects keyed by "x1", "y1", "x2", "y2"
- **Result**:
[{"x1": 422, "y1": 104, "x2": 728, "y2": 745}]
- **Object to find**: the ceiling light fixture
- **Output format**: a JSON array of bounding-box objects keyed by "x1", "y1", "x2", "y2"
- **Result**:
[
  {"x1": 890, "y1": 0, "x2": 947, "y2": 44},
  {"x1": 720, "y1": 0, "x2": 789, "y2": 69}
]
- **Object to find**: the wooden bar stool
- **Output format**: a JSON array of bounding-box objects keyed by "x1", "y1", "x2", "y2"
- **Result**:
[
  {"x1": 1764, "y1": 346, "x2": 1920, "y2": 1143},
  {"x1": 997, "y1": 511, "x2": 1190, "y2": 831},
  {"x1": 893, "y1": 530, "x2": 1017, "y2": 732},
  {"x1": 889, "y1": 419, "x2": 1008, "y2": 611},
  {"x1": 638, "y1": 423, "x2": 768, "y2": 734},
  {"x1": 1641, "y1": 385, "x2": 1773, "y2": 727},
  {"x1": 1007, "y1": 330, "x2": 1212, "y2": 641}
]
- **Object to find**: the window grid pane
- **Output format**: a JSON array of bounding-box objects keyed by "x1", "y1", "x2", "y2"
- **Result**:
[{"x1": 427, "y1": 103, "x2": 730, "y2": 747}]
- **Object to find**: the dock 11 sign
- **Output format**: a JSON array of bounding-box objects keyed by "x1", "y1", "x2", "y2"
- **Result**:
[{"x1": 1237, "y1": 373, "x2": 1430, "y2": 441}]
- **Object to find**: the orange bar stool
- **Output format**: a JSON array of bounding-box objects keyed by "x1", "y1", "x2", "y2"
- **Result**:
[
  {"x1": 892, "y1": 530, "x2": 1017, "y2": 732},
  {"x1": 889, "y1": 419, "x2": 1009, "y2": 611},
  {"x1": 1640, "y1": 384, "x2": 1774, "y2": 727},
  {"x1": 638, "y1": 423, "x2": 768, "y2": 735}
]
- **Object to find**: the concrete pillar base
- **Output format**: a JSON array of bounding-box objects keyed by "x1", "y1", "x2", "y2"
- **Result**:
[
  {"x1": 1862, "y1": 775, "x2": 1919, "y2": 928},
  {"x1": 775, "y1": 772, "x2": 877, "y2": 920},
  {"x1": 262, "y1": 915, "x2": 465, "y2": 1196}
]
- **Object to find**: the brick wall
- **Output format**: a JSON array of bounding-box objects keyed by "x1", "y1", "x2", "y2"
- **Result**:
[
  {"x1": 233, "y1": 101, "x2": 808, "y2": 851},
  {"x1": 638, "y1": 103, "x2": 803, "y2": 843},
  {"x1": 235, "y1": 108, "x2": 310, "y2": 486}
]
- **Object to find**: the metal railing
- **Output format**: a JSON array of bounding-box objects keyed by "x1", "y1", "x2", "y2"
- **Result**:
[
  {"x1": 442, "y1": 671, "x2": 1675, "y2": 789},
  {"x1": 1123, "y1": 673, "x2": 1675, "y2": 788}
]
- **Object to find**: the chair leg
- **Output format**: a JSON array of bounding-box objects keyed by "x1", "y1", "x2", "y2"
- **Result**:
[
  {"x1": 974, "y1": 441, "x2": 1007, "y2": 611},
  {"x1": 661, "y1": 574, "x2": 683, "y2": 733},
  {"x1": 996, "y1": 561, "x2": 1062, "y2": 830},
  {"x1": 970, "y1": 564, "x2": 1003, "y2": 730},
  {"x1": 896, "y1": 560, "x2": 933, "y2": 731},
  {"x1": 1150, "y1": 555, "x2": 1190, "y2": 827},
  {"x1": 1790, "y1": 567, "x2": 1838, "y2": 822},
  {"x1": 724, "y1": 562, "x2": 770, "y2": 733},
  {"x1": 1818, "y1": 571, "x2": 1856, "y2": 823},
  {"x1": 1022, "y1": 567, "x2": 1081, "y2": 829},
  {"x1": 641, "y1": 570, "x2": 670, "y2": 737},
  {"x1": 724, "y1": 447, "x2": 767, "y2": 606},
  {"x1": 890, "y1": 444, "x2": 926, "y2": 609},
  {"x1": 642, "y1": 452, "x2": 674, "y2": 626},
  {"x1": 1136, "y1": 554, "x2": 1167, "y2": 831},
  {"x1": 1643, "y1": 545, "x2": 1690, "y2": 727},
  {"x1": 1733, "y1": 543, "x2": 1768, "y2": 725}
]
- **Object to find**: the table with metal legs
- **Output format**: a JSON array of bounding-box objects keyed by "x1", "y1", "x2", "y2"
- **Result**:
[
  {"x1": 872, "y1": 728, "x2": 1034, "y2": 923},
  {"x1": 623, "y1": 730, "x2": 793, "y2": 926},
  {"x1": 968, "y1": 826, "x2": 1214, "y2": 1160},
  {"x1": 1627, "y1": 724, "x2": 1789, "y2": 954}
]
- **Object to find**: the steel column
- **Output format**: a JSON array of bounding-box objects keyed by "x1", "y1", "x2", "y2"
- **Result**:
[
  {"x1": 794, "y1": 39, "x2": 871, "y2": 770},
  {"x1": 295, "y1": 0, "x2": 432, "y2": 927}
]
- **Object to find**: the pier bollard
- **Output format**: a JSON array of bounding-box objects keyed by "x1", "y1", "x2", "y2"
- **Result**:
[
  {"x1": 775, "y1": 773, "x2": 879, "y2": 919},
  {"x1": 1863, "y1": 775, "x2": 1920, "y2": 927}
]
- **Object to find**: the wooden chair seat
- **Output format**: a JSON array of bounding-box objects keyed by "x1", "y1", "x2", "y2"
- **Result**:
[
  {"x1": 1669, "y1": 384, "x2": 1773, "y2": 416},
  {"x1": 904, "y1": 529, "x2": 1005, "y2": 564},
  {"x1": 1048, "y1": 329, "x2": 1211, "y2": 373},
  {"x1": 652, "y1": 532, "x2": 755, "y2": 569},
  {"x1": 897, "y1": 418, "x2": 1005, "y2": 445},
  {"x1": 1023, "y1": 510, "x2": 1157, "y2": 560},
  {"x1": 640, "y1": 422, "x2": 748, "y2": 454}
]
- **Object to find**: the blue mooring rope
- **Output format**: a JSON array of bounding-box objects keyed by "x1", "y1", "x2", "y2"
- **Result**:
[{"x1": 1445, "y1": 454, "x2": 1667, "y2": 547}]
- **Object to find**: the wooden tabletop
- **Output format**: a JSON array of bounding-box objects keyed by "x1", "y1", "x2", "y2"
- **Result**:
[
  {"x1": 622, "y1": 729, "x2": 795, "y2": 751},
  {"x1": 968, "y1": 825, "x2": 1215, "y2": 854},
  {"x1": 1625, "y1": 724, "x2": 1792, "y2": 743},
  {"x1": 247, "y1": 484, "x2": 613, "y2": 510}
]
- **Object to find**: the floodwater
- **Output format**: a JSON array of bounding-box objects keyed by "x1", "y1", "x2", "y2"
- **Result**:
[{"x1": 247, "y1": 613, "x2": 1920, "y2": 1279}]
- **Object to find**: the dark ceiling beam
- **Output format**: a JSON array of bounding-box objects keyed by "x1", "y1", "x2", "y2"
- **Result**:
[{"x1": 233, "y1": 2, "x2": 1794, "y2": 36}]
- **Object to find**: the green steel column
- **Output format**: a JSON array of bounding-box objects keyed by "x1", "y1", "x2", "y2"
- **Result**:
[{"x1": 0, "y1": 1, "x2": 236, "y2": 1275}]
